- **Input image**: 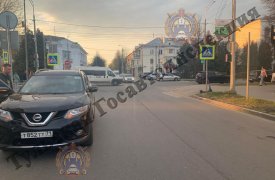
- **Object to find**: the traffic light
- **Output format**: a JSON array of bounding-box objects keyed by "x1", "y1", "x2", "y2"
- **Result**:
[
  {"x1": 206, "y1": 34, "x2": 213, "y2": 44},
  {"x1": 205, "y1": 34, "x2": 216, "y2": 45},
  {"x1": 271, "y1": 25, "x2": 275, "y2": 44}
]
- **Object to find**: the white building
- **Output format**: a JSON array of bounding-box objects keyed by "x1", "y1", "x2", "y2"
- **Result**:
[
  {"x1": 129, "y1": 38, "x2": 184, "y2": 77},
  {"x1": 45, "y1": 36, "x2": 87, "y2": 70}
]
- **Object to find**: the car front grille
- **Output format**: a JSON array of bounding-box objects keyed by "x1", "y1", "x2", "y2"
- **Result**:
[
  {"x1": 20, "y1": 112, "x2": 57, "y2": 127},
  {"x1": 25, "y1": 112, "x2": 52, "y2": 123}
]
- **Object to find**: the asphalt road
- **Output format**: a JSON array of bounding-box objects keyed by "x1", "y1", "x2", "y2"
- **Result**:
[{"x1": 1, "y1": 80, "x2": 275, "y2": 180}]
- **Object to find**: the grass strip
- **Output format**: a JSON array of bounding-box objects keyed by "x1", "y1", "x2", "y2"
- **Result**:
[{"x1": 198, "y1": 92, "x2": 275, "y2": 115}]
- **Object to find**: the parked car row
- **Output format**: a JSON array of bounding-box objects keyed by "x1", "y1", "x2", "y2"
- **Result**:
[
  {"x1": 195, "y1": 71, "x2": 230, "y2": 84},
  {"x1": 139, "y1": 72, "x2": 181, "y2": 81},
  {"x1": 195, "y1": 70, "x2": 275, "y2": 84},
  {"x1": 119, "y1": 74, "x2": 135, "y2": 83}
]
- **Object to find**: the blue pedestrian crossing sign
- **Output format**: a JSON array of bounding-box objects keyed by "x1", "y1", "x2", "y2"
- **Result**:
[
  {"x1": 200, "y1": 45, "x2": 215, "y2": 60},
  {"x1": 47, "y1": 53, "x2": 59, "y2": 66}
]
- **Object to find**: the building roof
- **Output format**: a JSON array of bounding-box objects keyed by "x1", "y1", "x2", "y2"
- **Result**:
[
  {"x1": 127, "y1": 37, "x2": 185, "y2": 58},
  {"x1": 45, "y1": 35, "x2": 88, "y2": 54},
  {"x1": 144, "y1": 38, "x2": 163, "y2": 47},
  {"x1": 142, "y1": 37, "x2": 183, "y2": 48}
]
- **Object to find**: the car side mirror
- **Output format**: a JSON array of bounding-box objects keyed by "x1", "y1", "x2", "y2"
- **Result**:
[
  {"x1": 0, "y1": 79, "x2": 14, "y2": 96},
  {"x1": 0, "y1": 86, "x2": 13, "y2": 103},
  {"x1": 88, "y1": 85, "x2": 98, "y2": 92},
  {"x1": 0, "y1": 87, "x2": 13, "y2": 94}
]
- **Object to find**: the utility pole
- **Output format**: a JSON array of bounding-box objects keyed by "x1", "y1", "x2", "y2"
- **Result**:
[
  {"x1": 23, "y1": 0, "x2": 29, "y2": 80},
  {"x1": 204, "y1": 18, "x2": 208, "y2": 92},
  {"x1": 246, "y1": 32, "x2": 250, "y2": 100},
  {"x1": 6, "y1": 16, "x2": 13, "y2": 84},
  {"x1": 203, "y1": 0, "x2": 216, "y2": 91},
  {"x1": 31, "y1": 1, "x2": 39, "y2": 71},
  {"x1": 230, "y1": 0, "x2": 236, "y2": 92},
  {"x1": 43, "y1": 34, "x2": 46, "y2": 69},
  {"x1": 203, "y1": 19, "x2": 206, "y2": 72}
]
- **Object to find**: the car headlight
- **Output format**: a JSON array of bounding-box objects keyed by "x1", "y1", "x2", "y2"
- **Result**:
[
  {"x1": 64, "y1": 105, "x2": 89, "y2": 120},
  {"x1": 0, "y1": 109, "x2": 13, "y2": 122}
]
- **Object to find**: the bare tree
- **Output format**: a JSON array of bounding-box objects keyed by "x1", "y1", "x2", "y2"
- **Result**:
[
  {"x1": 0, "y1": 0, "x2": 22, "y2": 23},
  {"x1": 262, "y1": 0, "x2": 275, "y2": 18},
  {"x1": 0, "y1": 0, "x2": 22, "y2": 13},
  {"x1": 0, "y1": 0, "x2": 23, "y2": 31}
]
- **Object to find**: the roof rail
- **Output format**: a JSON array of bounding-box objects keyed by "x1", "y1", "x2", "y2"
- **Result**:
[{"x1": 35, "y1": 69, "x2": 50, "y2": 74}]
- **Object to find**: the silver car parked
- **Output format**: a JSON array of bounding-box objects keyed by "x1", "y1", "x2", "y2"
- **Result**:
[{"x1": 159, "y1": 73, "x2": 180, "y2": 81}]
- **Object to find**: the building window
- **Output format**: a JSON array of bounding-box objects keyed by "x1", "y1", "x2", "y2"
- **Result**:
[
  {"x1": 169, "y1": 49, "x2": 174, "y2": 54},
  {"x1": 49, "y1": 44, "x2": 57, "y2": 53},
  {"x1": 150, "y1": 59, "x2": 154, "y2": 65},
  {"x1": 150, "y1": 49, "x2": 154, "y2": 55},
  {"x1": 159, "y1": 49, "x2": 163, "y2": 55},
  {"x1": 62, "y1": 50, "x2": 71, "y2": 59}
]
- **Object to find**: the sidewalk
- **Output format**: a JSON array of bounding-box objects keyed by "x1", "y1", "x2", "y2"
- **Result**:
[{"x1": 209, "y1": 83, "x2": 275, "y2": 102}]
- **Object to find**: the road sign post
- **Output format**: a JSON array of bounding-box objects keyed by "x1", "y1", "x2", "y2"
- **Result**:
[
  {"x1": 2, "y1": 50, "x2": 8, "y2": 64},
  {"x1": 200, "y1": 45, "x2": 215, "y2": 60},
  {"x1": 47, "y1": 53, "x2": 59, "y2": 66},
  {"x1": 215, "y1": 26, "x2": 229, "y2": 36},
  {"x1": 200, "y1": 45, "x2": 215, "y2": 92},
  {"x1": 0, "y1": 11, "x2": 18, "y2": 84}
]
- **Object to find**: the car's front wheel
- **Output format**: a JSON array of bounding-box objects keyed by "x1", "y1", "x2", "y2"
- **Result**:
[
  {"x1": 112, "y1": 80, "x2": 119, "y2": 86},
  {"x1": 82, "y1": 123, "x2": 93, "y2": 146}
]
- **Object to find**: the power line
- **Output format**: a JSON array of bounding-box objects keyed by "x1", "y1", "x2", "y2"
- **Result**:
[
  {"x1": 215, "y1": 0, "x2": 227, "y2": 18},
  {"x1": 35, "y1": 19, "x2": 164, "y2": 29},
  {"x1": 50, "y1": 30, "x2": 165, "y2": 36},
  {"x1": 41, "y1": 29, "x2": 158, "y2": 38},
  {"x1": 33, "y1": 19, "x2": 216, "y2": 29}
]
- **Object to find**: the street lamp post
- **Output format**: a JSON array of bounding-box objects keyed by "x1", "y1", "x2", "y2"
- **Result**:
[
  {"x1": 230, "y1": 0, "x2": 237, "y2": 92},
  {"x1": 204, "y1": 0, "x2": 216, "y2": 91},
  {"x1": 23, "y1": 0, "x2": 29, "y2": 79}
]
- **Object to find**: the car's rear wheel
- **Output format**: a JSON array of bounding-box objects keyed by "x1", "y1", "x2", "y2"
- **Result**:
[
  {"x1": 82, "y1": 123, "x2": 93, "y2": 146},
  {"x1": 112, "y1": 80, "x2": 119, "y2": 86}
]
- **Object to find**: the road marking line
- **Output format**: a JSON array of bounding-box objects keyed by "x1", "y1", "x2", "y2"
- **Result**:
[{"x1": 162, "y1": 91, "x2": 184, "y2": 98}]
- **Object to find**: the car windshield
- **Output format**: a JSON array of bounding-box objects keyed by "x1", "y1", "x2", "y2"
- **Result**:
[{"x1": 20, "y1": 75, "x2": 84, "y2": 94}]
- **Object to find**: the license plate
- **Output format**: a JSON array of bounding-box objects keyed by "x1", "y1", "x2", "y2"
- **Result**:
[{"x1": 21, "y1": 131, "x2": 53, "y2": 139}]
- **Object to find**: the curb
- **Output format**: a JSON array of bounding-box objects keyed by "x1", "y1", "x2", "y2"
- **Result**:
[
  {"x1": 191, "y1": 95, "x2": 275, "y2": 121},
  {"x1": 181, "y1": 79, "x2": 195, "y2": 82}
]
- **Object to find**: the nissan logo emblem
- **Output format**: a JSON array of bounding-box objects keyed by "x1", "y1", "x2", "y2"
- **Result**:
[{"x1": 33, "y1": 114, "x2": 42, "y2": 122}]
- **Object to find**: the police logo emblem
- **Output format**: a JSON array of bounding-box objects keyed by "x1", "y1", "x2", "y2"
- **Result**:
[
  {"x1": 165, "y1": 9, "x2": 198, "y2": 39},
  {"x1": 56, "y1": 144, "x2": 90, "y2": 176}
]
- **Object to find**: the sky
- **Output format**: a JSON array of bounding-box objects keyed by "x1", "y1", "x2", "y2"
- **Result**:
[{"x1": 24, "y1": 0, "x2": 267, "y2": 65}]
